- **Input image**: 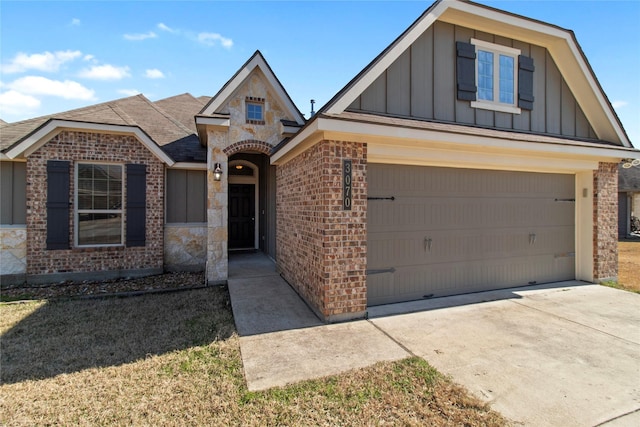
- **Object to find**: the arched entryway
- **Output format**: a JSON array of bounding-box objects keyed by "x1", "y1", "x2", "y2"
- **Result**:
[{"x1": 227, "y1": 153, "x2": 276, "y2": 257}]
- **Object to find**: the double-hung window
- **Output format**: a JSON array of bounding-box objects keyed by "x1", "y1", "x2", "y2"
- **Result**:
[
  {"x1": 471, "y1": 39, "x2": 521, "y2": 114},
  {"x1": 76, "y1": 163, "x2": 123, "y2": 246}
]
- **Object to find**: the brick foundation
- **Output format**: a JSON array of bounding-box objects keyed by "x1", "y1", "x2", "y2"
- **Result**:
[
  {"x1": 593, "y1": 162, "x2": 618, "y2": 281},
  {"x1": 25, "y1": 131, "x2": 164, "y2": 280},
  {"x1": 276, "y1": 140, "x2": 367, "y2": 322}
]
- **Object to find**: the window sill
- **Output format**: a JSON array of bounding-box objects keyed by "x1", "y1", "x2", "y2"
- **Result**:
[{"x1": 471, "y1": 101, "x2": 521, "y2": 115}]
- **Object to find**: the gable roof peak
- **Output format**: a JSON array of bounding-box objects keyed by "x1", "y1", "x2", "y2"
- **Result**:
[
  {"x1": 318, "y1": 0, "x2": 630, "y2": 147},
  {"x1": 199, "y1": 50, "x2": 305, "y2": 125}
]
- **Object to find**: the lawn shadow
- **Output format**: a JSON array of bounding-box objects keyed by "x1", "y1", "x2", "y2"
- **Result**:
[{"x1": 1, "y1": 287, "x2": 235, "y2": 384}]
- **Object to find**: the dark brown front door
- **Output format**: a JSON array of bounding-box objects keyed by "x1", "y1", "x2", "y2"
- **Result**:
[{"x1": 229, "y1": 184, "x2": 255, "y2": 249}]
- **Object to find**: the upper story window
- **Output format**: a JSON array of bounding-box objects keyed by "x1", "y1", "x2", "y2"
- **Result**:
[
  {"x1": 246, "y1": 96, "x2": 265, "y2": 124},
  {"x1": 471, "y1": 39, "x2": 520, "y2": 114},
  {"x1": 76, "y1": 163, "x2": 123, "y2": 246}
]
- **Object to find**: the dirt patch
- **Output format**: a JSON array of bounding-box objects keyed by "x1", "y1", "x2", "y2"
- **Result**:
[
  {"x1": 618, "y1": 241, "x2": 640, "y2": 292},
  {"x1": 1, "y1": 271, "x2": 205, "y2": 301}
]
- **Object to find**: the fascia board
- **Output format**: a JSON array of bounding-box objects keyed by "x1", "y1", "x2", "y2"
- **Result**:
[
  {"x1": 6, "y1": 120, "x2": 175, "y2": 166},
  {"x1": 195, "y1": 116, "x2": 230, "y2": 127},
  {"x1": 170, "y1": 162, "x2": 207, "y2": 170},
  {"x1": 270, "y1": 118, "x2": 320, "y2": 165},
  {"x1": 319, "y1": 116, "x2": 639, "y2": 161}
]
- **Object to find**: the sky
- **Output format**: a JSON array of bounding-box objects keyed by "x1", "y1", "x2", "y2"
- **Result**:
[{"x1": 1, "y1": 0, "x2": 639, "y2": 144}]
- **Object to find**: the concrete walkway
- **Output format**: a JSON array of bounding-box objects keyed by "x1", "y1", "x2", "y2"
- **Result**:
[
  {"x1": 228, "y1": 253, "x2": 640, "y2": 426},
  {"x1": 227, "y1": 252, "x2": 407, "y2": 390}
]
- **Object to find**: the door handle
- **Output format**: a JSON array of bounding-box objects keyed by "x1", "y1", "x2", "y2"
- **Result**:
[{"x1": 424, "y1": 237, "x2": 432, "y2": 252}]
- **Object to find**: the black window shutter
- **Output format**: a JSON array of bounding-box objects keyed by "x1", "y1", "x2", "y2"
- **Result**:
[
  {"x1": 518, "y1": 55, "x2": 535, "y2": 110},
  {"x1": 126, "y1": 164, "x2": 146, "y2": 247},
  {"x1": 46, "y1": 160, "x2": 70, "y2": 250},
  {"x1": 456, "y1": 41, "x2": 477, "y2": 101}
]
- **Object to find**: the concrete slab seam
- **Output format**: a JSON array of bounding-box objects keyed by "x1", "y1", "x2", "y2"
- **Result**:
[
  {"x1": 509, "y1": 299, "x2": 640, "y2": 346},
  {"x1": 593, "y1": 407, "x2": 640, "y2": 426},
  {"x1": 367, "y1": 319, "x2": 415, "y2": 358}
]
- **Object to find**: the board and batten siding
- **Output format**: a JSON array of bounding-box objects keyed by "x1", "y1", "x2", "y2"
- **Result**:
[{"x1": 348, "y1": 21, "x2": 597, "y2": 139}]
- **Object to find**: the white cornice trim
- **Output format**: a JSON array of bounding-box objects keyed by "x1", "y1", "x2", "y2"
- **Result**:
[
  {"x1": 271, "y1": 114, "x2": 638, "y2": 167},
  {"x1": 195, "y1": 116, "x2": 230, "y2": 127},
  {"x1": 170, "y1": 162, "x2": 207, "y2": 170},
  {"x1": 5, "y1": 120, "x2": 175, "y2": 166}
]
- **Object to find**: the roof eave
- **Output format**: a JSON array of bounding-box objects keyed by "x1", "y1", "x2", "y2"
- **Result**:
[{"x1": 4, "y1": 119, "x2": 175, "y2": 166}]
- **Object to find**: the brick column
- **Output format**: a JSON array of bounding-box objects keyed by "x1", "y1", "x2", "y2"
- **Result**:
[
  {"x1": 277, "y1": 140, "x2": 367, "y2": 322},
  {"x1": 593, "y1": 162, "x2": 618, "y2": 281}
]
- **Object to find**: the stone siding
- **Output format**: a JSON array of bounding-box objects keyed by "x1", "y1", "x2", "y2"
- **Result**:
[
  {"x1": 164, "y1": 224, "x2": 207, "y2": 271},
  {"x1": 206, "y1": 67, "x2": 291, "y2": 284},
  {"x1": 0, "y1": 226, "x2": 27, "y2": 275},
  {"x1": 25, "y1": 130, "x2": 164, "y2": 281},
  {"x1": 593, "y1": 162, "x2": 618, "y2": 281},
  {"x1": 276, "y1": 140, "x2": 367, "y2": 322}
]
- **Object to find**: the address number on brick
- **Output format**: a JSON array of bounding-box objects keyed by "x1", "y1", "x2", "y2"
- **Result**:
[{"x1": 343, "y1": 159, "x2": 352, "y2": 210}]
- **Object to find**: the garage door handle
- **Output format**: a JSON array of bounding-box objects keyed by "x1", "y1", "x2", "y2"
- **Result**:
[
  {"x1": 424, "y1": 237, "x2": 432, "y2": 252},
  {"x1": 529, "y1": 233, "x2": 536, "y2": 245}
]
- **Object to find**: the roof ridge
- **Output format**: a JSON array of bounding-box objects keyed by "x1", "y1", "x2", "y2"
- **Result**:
[{"x1": 143, "y1": 94, "x2": 195, "y2": 135}]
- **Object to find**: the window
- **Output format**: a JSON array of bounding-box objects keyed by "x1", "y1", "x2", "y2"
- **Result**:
[
  {"x1": 76, "y1": 163, "x2": 123, "y2": 246},
  {"x1": 247, "y1": 103, "x2": 263, "y2": 121},
  {"x1": 245, "y1": 96, "x2": 265, "y2": 124},
  {"x1": 471, "y1": 39, "x2": 521, "y2": 114}
]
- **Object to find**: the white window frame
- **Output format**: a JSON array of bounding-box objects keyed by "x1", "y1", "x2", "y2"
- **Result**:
[
  {"x1": 470, "y1": 38, "x2": 521, "y2": 115},
  {"x1": 74, "y1": 162, "x2": 124, "y2": 247}
]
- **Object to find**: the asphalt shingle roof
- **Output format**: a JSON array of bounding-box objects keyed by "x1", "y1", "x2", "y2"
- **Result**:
[{"x1": 0, "y1": 93, "x2": 207, "y2": 163}]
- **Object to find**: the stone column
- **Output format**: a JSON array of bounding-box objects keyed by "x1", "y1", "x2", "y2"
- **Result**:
[{"x1": 206, "y1": 130, "x2": 228, "y2": 284}]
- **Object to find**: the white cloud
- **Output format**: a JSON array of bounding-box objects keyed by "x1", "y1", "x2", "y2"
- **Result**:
[
  {"x1": 0, "y1": 90, "x2": 41, "y2": 116},
  {"x1": 7, "y1": 76, "x2": 96, "y2": 100},
  {"x1": 157, "y1": 23, "x2": 177, "y2": 33},
  {"x1": 78, "y1": 64, "x2": 131, "y2": 80},
  {"x1": 123, "y1": 31, "x2": 157, "y2": 41},
  {"x1": 118, "y1": 89, "x2": 141, "y2": 97},
  {"x1": 83, "y1": 54, "x2": 96, "y2": 62},
  {"x1": 1, "y1": 50, "x2": 82, "y2": 74},
  {"x1": 144, "y1": 68, "x2": 164, "y2": 79},
  {"x1": 71, "y1": 18, "x2": 81, "y2": 26},
  {"x1": 612, "y1": 100, "x2": 629, "y2": 109},
  {"x1": 197, "y1": 32, "x2": 233, "y2": 49}
]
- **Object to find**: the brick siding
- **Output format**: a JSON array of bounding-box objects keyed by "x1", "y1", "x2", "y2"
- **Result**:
[
  {"x1": 593, "y1": 162, "x2": 618, "y2": 280},
  {"x1": 276, "y1": 140, "x2": 367, "y2": 322},
  {"x1": 25, "y1": 130, "x2": 164, "y2": 278}
]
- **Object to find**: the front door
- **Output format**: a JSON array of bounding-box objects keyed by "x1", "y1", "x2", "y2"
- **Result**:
[{"x1": 229, "y1": 184, "x2": 255, "y2": 249}]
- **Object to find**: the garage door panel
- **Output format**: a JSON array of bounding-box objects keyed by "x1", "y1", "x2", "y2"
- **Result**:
[
  {"x1": 368, "y1": 226, "x2": 574, "y2": 269},
  {"x1": 367, "y1": 164, "x2": 575, "y2": 306},
  {"x1": 368, "y1": 198, "x2": 574, "y2": 232},
  {"x1": 367, "y1": 253, "x2": 575, "y2": 306},
  {"x1": 369, "y1": 165, "x2": 575, "y2": 199}
]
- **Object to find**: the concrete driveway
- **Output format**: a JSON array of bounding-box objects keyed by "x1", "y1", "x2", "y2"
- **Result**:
[
  {"x1": 369, "y1": 283, "x2": 640, "y2": 426},
  {"x1": 229, "y1": 256, "x2": 640, "y2": 426}
]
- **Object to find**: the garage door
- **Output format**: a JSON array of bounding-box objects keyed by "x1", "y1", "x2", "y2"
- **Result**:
[{"x1": 367, "y1": 164, "x2": 575, "y2": 306}]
